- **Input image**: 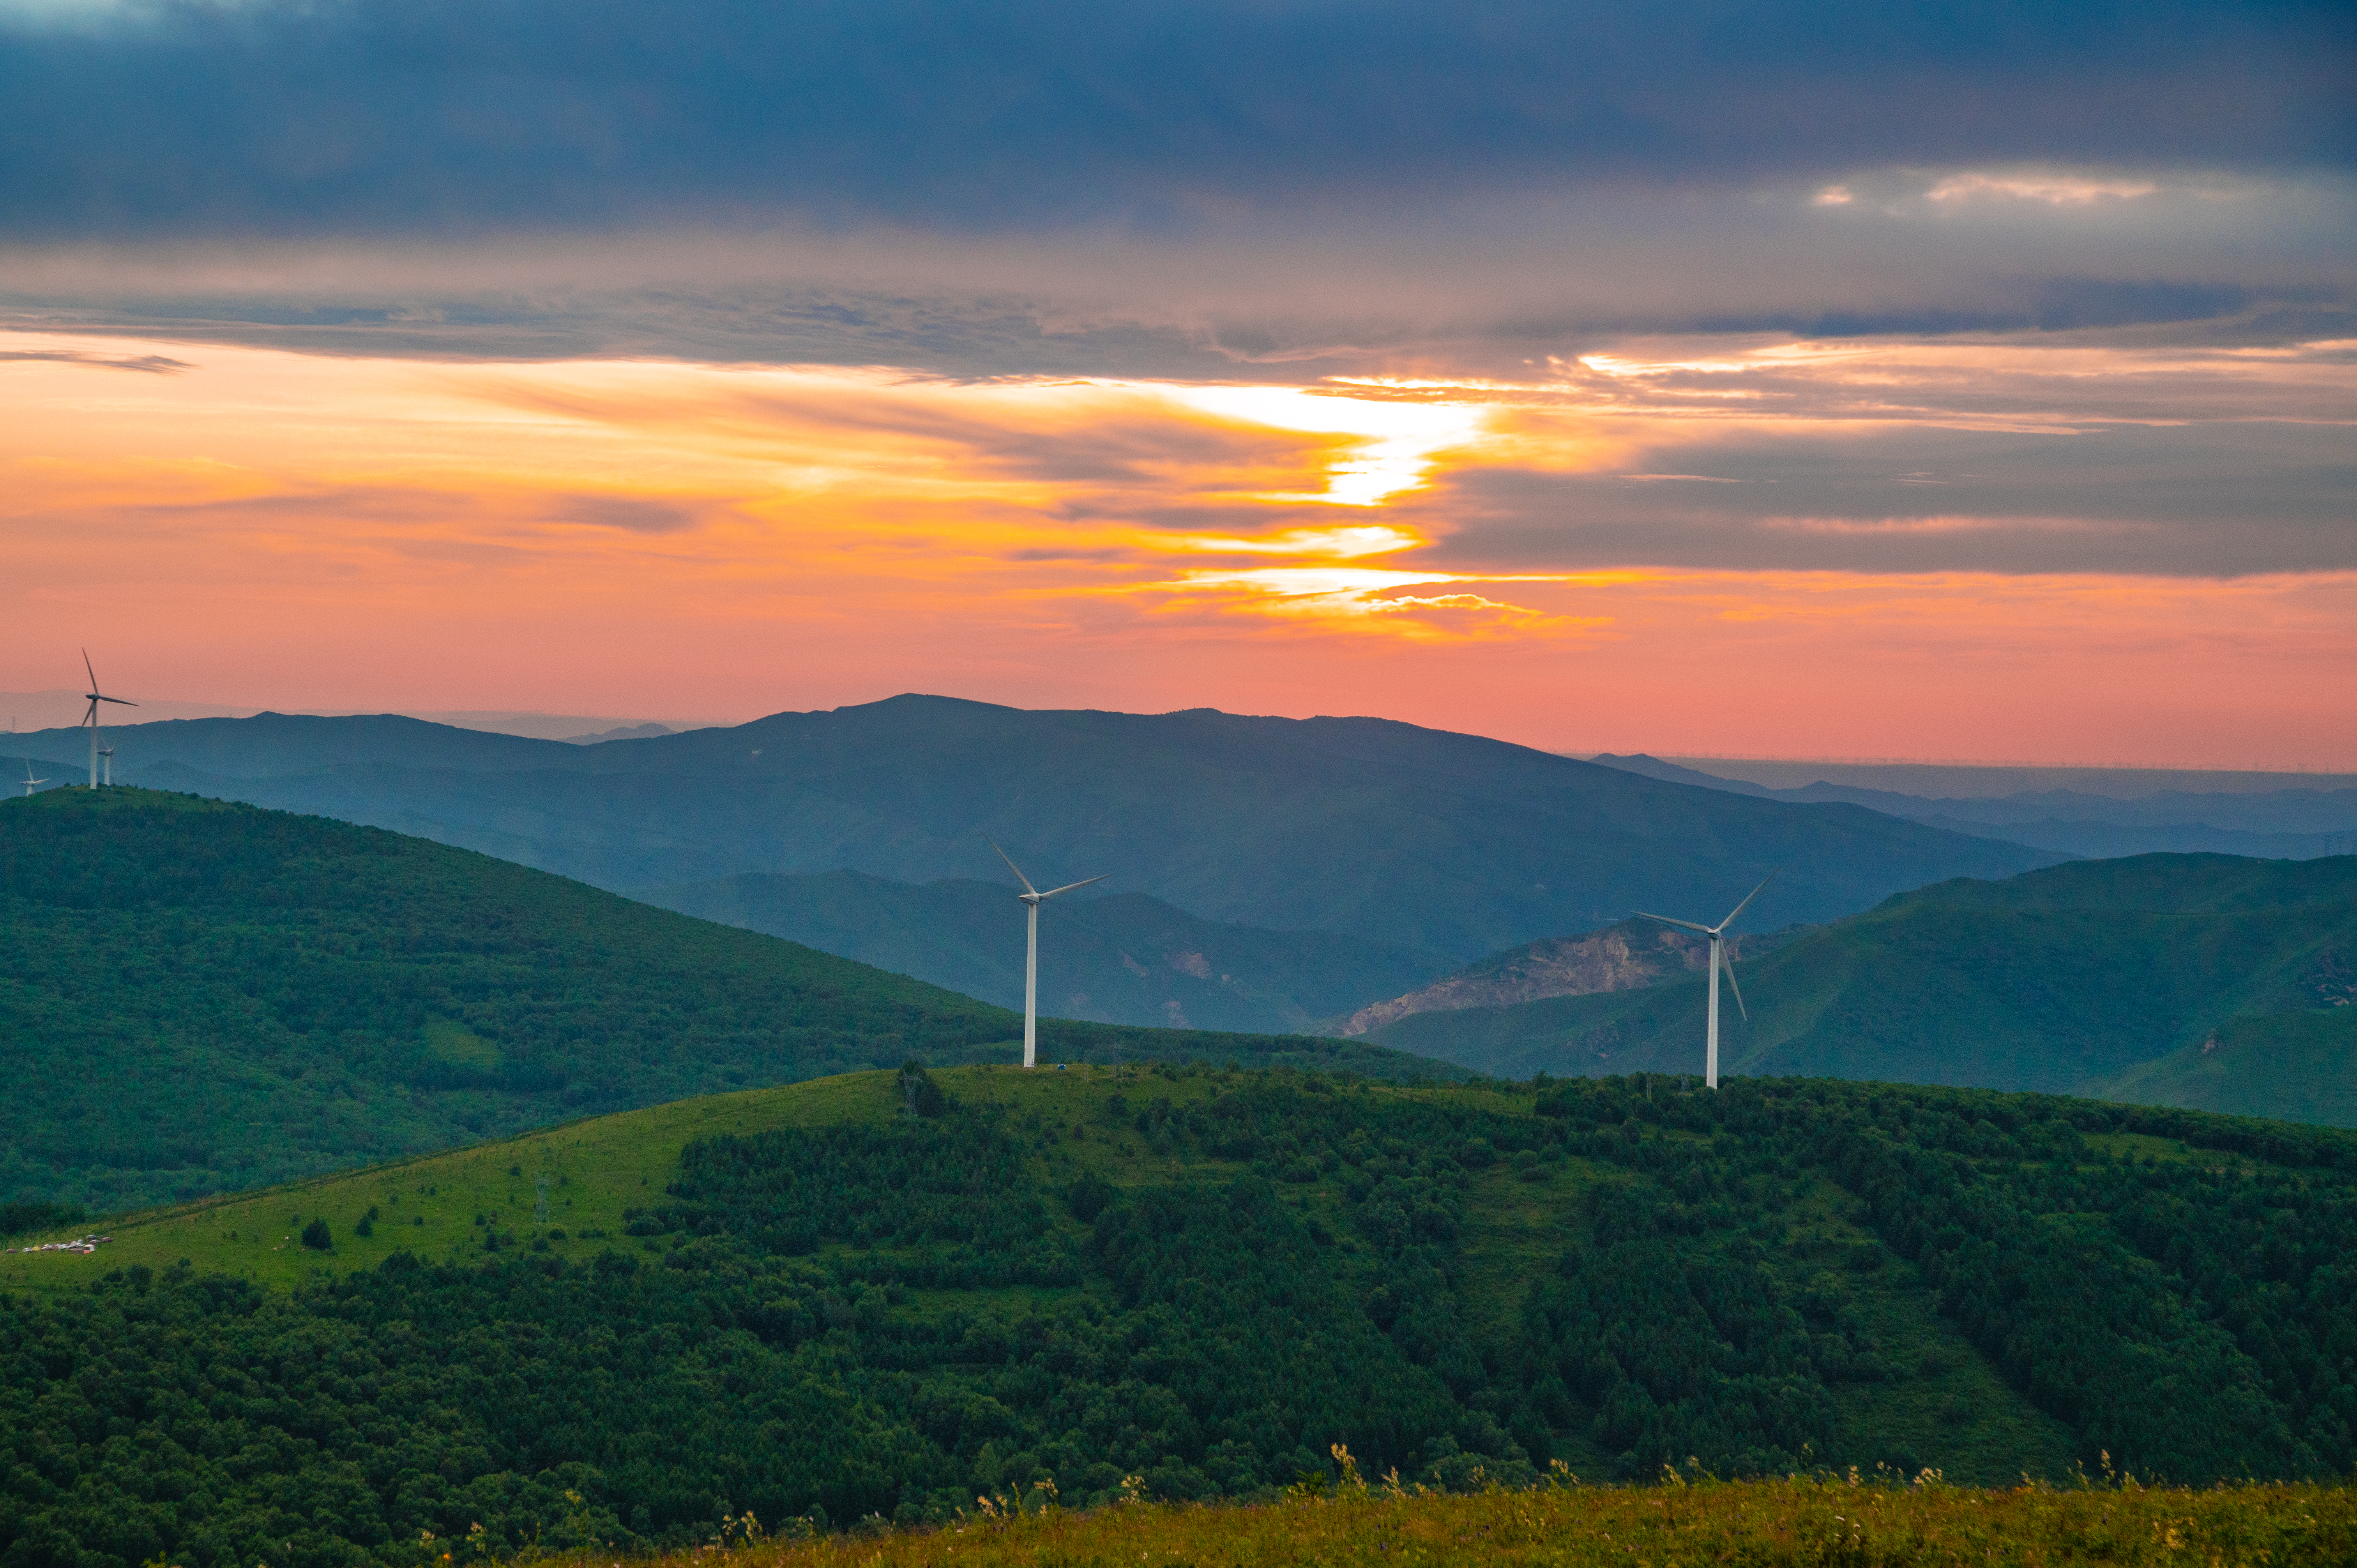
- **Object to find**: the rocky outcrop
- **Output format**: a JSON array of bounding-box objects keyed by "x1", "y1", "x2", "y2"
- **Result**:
[{"x1": 1337, "y1": 919, "x2": 1785, "y2": 1036}]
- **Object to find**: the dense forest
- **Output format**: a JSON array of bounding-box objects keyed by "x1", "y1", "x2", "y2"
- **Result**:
[
  {"x1": 0, "y1": 1066, "x2": 2350, "y2": 1568},
  {"x1": 0, "y1": 789, "x2": 1435, "y2": 1209}
]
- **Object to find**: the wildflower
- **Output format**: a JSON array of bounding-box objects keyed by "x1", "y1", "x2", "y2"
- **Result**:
[{"x1": 1331, "y1": 1443, "x2": 1366, "y2": 1492}]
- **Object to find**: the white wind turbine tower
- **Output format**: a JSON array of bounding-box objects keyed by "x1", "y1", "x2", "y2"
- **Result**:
[
  {"x1": 99, "y1": 743, "x2": 115, "y2": 786},
  {"x1": 988, "y1": 838, "x2": 1108, "y2": 1068},
  {"x1": 78, "y1": 650, "x2": 136, "y2": 788},
  {"x1": 19, "y1": 760, "x2": 49, "y2": 797},
  {"x1": 1636, "y1": 870, "x2": 1777, "y2": 1090}
]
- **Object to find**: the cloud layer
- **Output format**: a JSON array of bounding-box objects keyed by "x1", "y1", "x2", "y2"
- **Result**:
[
  {"x1": 2, "y1": 1, "x2": 2349, "y2": 238},
  {"x1": 4, "y1": 4, "x2": 2354, "y2": 765}
]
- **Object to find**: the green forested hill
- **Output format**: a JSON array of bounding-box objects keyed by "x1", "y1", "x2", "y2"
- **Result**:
[
  {"x1": 0, "y1": 789, "x2": 1435, "y2": 1210},
  {"x1": 1365, "y1": 853, "x2": 2357, "y2": 1122},
  {"x1": 0, "y1": 1064, "x2": 2350, "y2": 1568}
]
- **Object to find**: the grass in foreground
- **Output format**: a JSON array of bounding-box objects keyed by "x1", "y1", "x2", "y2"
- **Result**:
[{"x1": 534, "y1": 1474, "x2": 2357, "y2": 1568}]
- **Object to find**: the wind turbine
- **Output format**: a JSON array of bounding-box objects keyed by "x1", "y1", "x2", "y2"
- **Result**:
[
  {"x1": 1636, "y1": 870, "x2": 1777, "y2": 1090},
  {"x1": 79, "y1": 651, "x2": 136, "y2": 788},
  {"x1": 988, "y1": 838, "x2": 1108, "y2": 1068},
  {"x1": 99, "y1": 743, "x2": 115, "y2": 786},
  {"x1": 19, "y1": 760, "x2": 48, "y2": 797}
]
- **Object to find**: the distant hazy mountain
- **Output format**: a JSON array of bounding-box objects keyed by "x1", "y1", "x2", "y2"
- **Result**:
[
  {"x1": 1362, "y1": 852, "x2": 2357, "y2": 1125},
  {"x1": 14, "y1": 696, "x2": 2063, "y2": 962},
  {"x1": 1329, "y1": 918, "x2": 1799, "y2": 1037},
  {"x1": 559, "y1": 722, "x2": 678, "y2": 743},
  {"x1": 641, "y1": 871, "x2": 1454, "y2": 1033},
  {"x1": 1591, "y1": 753, "x2": 2357, "y2": 860}
]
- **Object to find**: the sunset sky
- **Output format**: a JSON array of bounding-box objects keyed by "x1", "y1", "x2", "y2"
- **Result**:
[{"x1": 4, "y1": 2, "x2": 2352, "y2": 766}]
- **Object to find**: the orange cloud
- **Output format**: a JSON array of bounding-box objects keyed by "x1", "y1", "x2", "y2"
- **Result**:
[{"x1": 4, "y1": 329, "x2": 2354, "y2": 768}]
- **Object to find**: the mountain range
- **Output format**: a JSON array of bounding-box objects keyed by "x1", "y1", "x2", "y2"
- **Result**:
[{"x1": 8, "y1": 696, "x2": 2062, "y2": 1029}]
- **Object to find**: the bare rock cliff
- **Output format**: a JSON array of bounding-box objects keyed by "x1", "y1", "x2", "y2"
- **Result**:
[{"x1": 1338, "y1": 920, "x2": 1782, "y2": 1036}]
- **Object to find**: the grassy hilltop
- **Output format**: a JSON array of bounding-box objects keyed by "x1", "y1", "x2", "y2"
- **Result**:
[
  {"x1": 1368, "y1": 853, "x2": 2357, "y2": 1123},
  {"x1": 0, "y1": 788, "x2": 1438, "y2": 1210},
  {"x1": 2, "y1": 1063, "x2": 2352, "y2": 1568}
]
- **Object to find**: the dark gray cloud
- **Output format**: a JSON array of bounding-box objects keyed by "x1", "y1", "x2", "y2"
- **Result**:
[
  {"x1": 0, "y1": 346, "x2": 189, "y2": 371},
  {"x1": 1413, "y1": 422, "x2": 2357, "y2": 576},
  {"x1": 547, "y1": 495, "x2": 702, "y2": 534},
  {"x1": 0, "y1": 1, "x2": 2348, "y2": 240},
  {"x1": 5, "y1": 261, "x2": 2347, "y2": 384}
]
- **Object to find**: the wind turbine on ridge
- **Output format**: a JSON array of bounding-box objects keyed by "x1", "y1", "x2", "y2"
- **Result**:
[
  {"x1": 1636, "y1": 869, "x2": 1777, "y2": 1090},
  {"x1": 988, "y1": 838, "x2": 1108, "y2": 1068},
  {"x1": 78, "y1": 650, "x2": 136, "y2": 788},
  {"x1": 19, "y1": 760, "x2": 48, "y2": 797}
]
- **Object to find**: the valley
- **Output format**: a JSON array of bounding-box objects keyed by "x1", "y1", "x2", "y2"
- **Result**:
[{"x1": 640, "y1": 870, "x2": 1454, "y2": 1036}]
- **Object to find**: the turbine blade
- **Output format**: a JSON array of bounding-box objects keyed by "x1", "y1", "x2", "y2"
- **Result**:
[
  {"x1": 1037, "y1": 874, "x2": 1110, "y2": 900},
  {"x1": 1635, "y1": 911, "x2": 1713, "y2": 934},
  {"x1": 1720, "y1": 942, "x2": 1748, "y2": 1021},
  {"x1": 984, "y1": 836, "x2": 1038, "y2": 895},
  {"x1": 1716, "y1": 868, "x2": 1780, "y2": 931},
  {"x1": 82, "y1": 648, "x2": 96, "y2": 690},
  {"x1": 97, "y1": 696, "x2": 136, "y2": 706}
]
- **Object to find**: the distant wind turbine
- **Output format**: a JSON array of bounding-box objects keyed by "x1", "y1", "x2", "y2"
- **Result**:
[
  {"x1": 19, "y1": 760, "x2": 48, "y2": 797},
  {"x1": 79, "y1": 650, "x2": 136, "y2": 788},
  {"x1": 988, "y1": 838, "x2": 1108, "y2": 1068},
  {"x1": 1636, "y1": 870, "x2": 1777, "y2": 1090},
  {"x1": 99, "y1": 744, "x2": 115, "y2": 786}
]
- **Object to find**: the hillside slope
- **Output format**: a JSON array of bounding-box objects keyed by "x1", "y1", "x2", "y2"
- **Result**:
[
  {"x1": 640, "y1": 871, "x2": 1454, "y2": 1034},
  {"x1": 1364, "y1": 854, "x2": 2357, "y2": 1122},
  {"x1": 3, "y1": 1065, "x2": 2352, "y2": 1568},
  {"x1": 0, "y1": 789, "x2": 1441, "y2": 1210},
  {"x1": 17, "y1": 697, "x2": 2063, "y2": 960},
  {"x1": 2093, "y1": 1009, "x2": 2357, "y2": 1125}
]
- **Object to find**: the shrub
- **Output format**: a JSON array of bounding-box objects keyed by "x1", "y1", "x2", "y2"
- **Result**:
[
  {"x1": 898, "y1": 1059, "x2": 948, "y2": 1119},
  {"x1": 1067, "y1": 1172, "x2": 1118, "y2": 1222}
]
